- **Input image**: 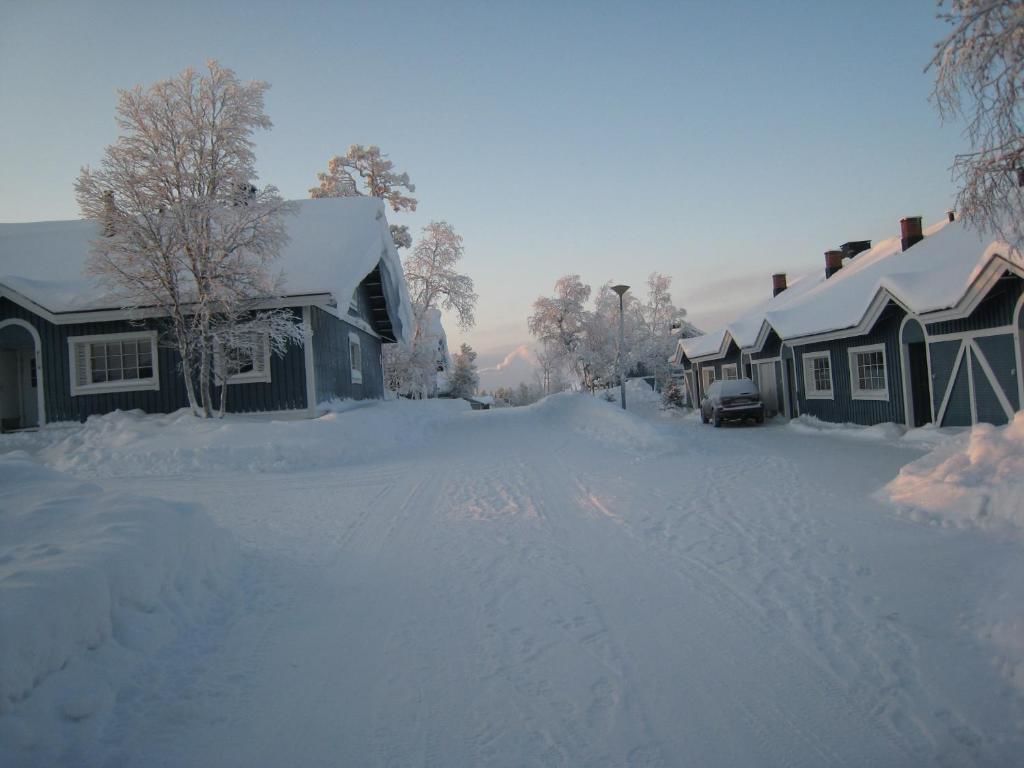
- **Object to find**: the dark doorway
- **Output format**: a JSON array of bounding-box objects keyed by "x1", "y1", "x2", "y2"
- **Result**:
[
  {"x1": 907, "y1": 342, "x2": 931, "y2": 427},
  {"x1": 785, "y1": 357, "x2": 797, "y2": 418}
]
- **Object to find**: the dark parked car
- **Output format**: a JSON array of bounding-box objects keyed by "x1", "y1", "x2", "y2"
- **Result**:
[{"x1": 700, "y1": 378, "x2": 765, "y2": 427}]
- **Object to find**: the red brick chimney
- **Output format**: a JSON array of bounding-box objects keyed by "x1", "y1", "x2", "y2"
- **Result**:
[
  {"x1": 900, "y1": 216, "x2": 923, "y2": 251},
  {"x1": 825, "y1": 250, "x2": 844, "y2": 279},
  {"x1": 772, "y1": 273, "x2": 787, "y2": 297}
]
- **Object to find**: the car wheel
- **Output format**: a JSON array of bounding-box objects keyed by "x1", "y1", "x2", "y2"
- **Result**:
[
  {"x1": 755, "y1": 413, "x2": 764, "y2": 424},
  {"x1": 713, "y1": 410, "x2": 722, "y2": 428},
  {"x1": 701, "y1": 410, "x2": 709, "y2": 424}
]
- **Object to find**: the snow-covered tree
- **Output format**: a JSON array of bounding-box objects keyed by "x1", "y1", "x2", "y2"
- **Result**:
[
  {"x1": 404, "y1": 221, "x2": 478, "y2": 334},
  {"x1": 528, "y1": 275, "x2": 591, "y2": 383},
  {"x1": 310, "y1": 145, "x2": 417, "y2": 212},
  {"x1": 309, "y1": 145, "x2": 417, "y2": 250},
  {"x1": 448, "y1": 343, "x2": 479, "y2": 398},
  {"x1": 630, "y1": 272, "x2": 688, "y2": 389},
  {"x1": 75, "y1": 61, "x2": 298, "y2": 418},
  {"x1": 930, "y1": 0, "x2": 1024, "y2": 247},
  {"x1": 384, "y1": 225, "x2": 474, "y2": 398}
]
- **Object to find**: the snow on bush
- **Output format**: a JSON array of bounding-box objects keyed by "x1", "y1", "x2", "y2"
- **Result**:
[
  {"x1": 880, "y1": 412, "x2": 1024, "y2": 530},
  {"x1": 10, "y1": 398, "x2": 470, "y2": 479},
  {"x1": 0, "y1": 452, "x2": 239, "y2": 758}
]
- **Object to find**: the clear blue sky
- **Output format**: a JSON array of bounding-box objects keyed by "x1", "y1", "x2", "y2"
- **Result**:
[{"x1": 0, "y1": 0, "x2": 965, "y2": 382}]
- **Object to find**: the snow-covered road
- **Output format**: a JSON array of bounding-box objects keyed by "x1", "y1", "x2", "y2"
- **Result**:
[{"x1": 8, "y1": 396, "x2": 1024, "y2": 766}]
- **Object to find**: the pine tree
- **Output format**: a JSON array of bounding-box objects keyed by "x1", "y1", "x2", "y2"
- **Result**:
[{"x1": 449, "y1": 343, "x2": 479, "y2": 398}]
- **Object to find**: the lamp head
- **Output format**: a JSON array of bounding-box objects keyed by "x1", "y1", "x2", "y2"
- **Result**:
[{"x1": 611, "y1": 284, "x2": 630, "y2": 297}]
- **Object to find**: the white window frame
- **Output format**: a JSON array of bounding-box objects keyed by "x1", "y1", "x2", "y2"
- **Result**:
[
  {"x1": 349, "y1": 331, "x2": 363, "y2": 384},
  {"x1": 701, "y1": 366, "x2": 716, "y2": 392},
  {"x1": 214, "y1": 332, "x2": 272, "y2": 385},
  {"x1": 721, "y1": 363, "x2": 738, "y2": 380},
  {"x1": 802, "y1": 351, "x2": 834, "y2": 400},
  {"x1": 848, "y1": 343, "x2": 889, "y2": 401},
  {"x1": 68, "y1": 331, "x2": 160, "y2": 396}
]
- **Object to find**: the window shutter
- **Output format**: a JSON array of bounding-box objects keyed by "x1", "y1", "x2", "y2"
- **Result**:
[{"x1": 75, "y1": 342, "x2": 89, "y2": 388}]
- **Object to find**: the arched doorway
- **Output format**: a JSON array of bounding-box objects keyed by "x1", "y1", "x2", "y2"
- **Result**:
[
  {"x1": 0, "y1": 319, "x2": 43, "y2": 430},
  {"x1": 900, "y1": 317, "x2": 932, "y2": 428}
]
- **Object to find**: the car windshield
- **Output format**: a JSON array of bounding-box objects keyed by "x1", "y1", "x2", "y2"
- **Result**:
[{"x1": 720, "y1": 378, "x2": 758, "y2": 396}]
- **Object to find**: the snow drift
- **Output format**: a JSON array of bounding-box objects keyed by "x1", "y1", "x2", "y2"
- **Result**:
[
  {"x1": 6, "y1": 398, "x2": 471, "y2": 479},
  {"x1": 880, "y1": 412, "x2": 1024, "y2": 530},
  {"x1": 0, "y1": 452, "x2": 239, "y2": 762}
]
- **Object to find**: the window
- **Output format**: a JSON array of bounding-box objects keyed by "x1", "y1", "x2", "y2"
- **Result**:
[
  {"x1": 721, "y1": 363, "x2": 738, "y2": 380},
  {"x1": 215, "y1": 332, "x2": 271, "y2": 384},
  {"x1": 701, "y1": 366, "x2": 716, "y2": 392},
  {"x1": 849, "y1": 344, "x2": 888, "y2": 400},
  {"x1": 349, "y1": 332, "x2": 363, "y2": 384},
  {"x1": 68, "y1": 331, "x2": 159, "y2": 396},
  {"x1": 802, "y1": 351, "x2": 834, "y2": 399}
]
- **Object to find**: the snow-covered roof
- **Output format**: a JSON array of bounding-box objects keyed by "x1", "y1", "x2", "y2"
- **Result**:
[
  {"x1": 681, "y1": 215, "x2": 1024, "y2": 359},
  {"x1": 0, "y1": 197, "x2": 413, "y2": 342},
  {"x1": 680, "y1": 269, "x2": 823, "y2": 360}
]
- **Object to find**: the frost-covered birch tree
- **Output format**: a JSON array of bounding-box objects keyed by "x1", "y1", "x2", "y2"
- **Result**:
[
  {"x1": 528, "y1": 275, "x2": 592, "y2": 386},
  {"x1": 930, "y1": 0, "x2": 1024, "y2": 247},
  {"x1": 75, "y1": 61, "x2": 299, "y2": 418},
  {"x1": 309, "y1": 145, "x2": 417, "y2": 248},
  {"x1": 384, "y1": 221, "x2": 477, "y2": 397}
]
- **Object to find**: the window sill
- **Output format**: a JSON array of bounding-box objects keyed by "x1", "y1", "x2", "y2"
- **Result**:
[
  {"x1": 805, "y1": 391, "x2": 834, "y2": 400},
  {"x1": 852, "y1": 390, "x2": 889, "y2": 401},
  {"x1": 223, "y1": 373, "x2": 272, "y2": 385},
  {"x1": 71, "y1": 380, "x2": 160, "y2": 397}
]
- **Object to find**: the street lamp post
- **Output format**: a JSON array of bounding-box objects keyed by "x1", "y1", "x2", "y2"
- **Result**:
[{"x1": 611, "y1": 284, "x2": 630, "y2": 410}]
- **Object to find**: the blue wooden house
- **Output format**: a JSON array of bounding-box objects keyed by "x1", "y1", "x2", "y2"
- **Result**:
[
  {"x1": 677, "y1": 214, "x2": 1024, "y2": 427},
  {"x1": 0, "y1": 197, "x2": 412, "y2": 428}
]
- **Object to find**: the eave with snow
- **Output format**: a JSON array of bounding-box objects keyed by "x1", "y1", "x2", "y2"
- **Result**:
[
  {"x1": 678, "y1": 214, "x2": 1024, "y2": 428},
  {"x1": 0, "y1": 197, "x2": 413, "y2": 427}
]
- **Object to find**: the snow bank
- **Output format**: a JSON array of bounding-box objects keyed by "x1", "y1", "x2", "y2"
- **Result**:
[
  {"x1": 880, "y1": 413, "x2": 1024, "y2": 530},
  {"x1": 787, "y1": 415, "x2": 908, "y2": 442},
  {"x1": 512, "y1": 392, "x2": 671, "y2": 454},
  {"x1": 11, "y1": 399, "x2": 470, "y2": 479},
  {"x1": 0, "y1": 452, "x2": 239, "y2": 760}
]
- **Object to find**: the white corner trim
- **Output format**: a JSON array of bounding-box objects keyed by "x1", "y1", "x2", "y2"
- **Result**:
[
  {"x1": 303, "y1": 307, "x2": 317, "y2": 416},
  {"x1": 848, "y1": 343, "x2": 890, "y2": 401},
  {"x1": 67, "y1": 330, "x2": 160, "y2": 397},
  {"x1": 349, "y1": 331, "x2": 363, "y2": 385},
  {"x1": 801, "y1": 350, "x2": 835, "y2": 400},
  {"x1": 1015, "y1": 291, "x2": 1024, "y2": 410},
  {"x1": 0, "y1": 318, "x2": 46, "y2": 426}
]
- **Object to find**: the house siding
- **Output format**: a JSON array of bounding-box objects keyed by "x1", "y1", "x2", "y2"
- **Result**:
[
  {"x1": 793, "y1": 304, "x2": 906, "y2": 425},
  {"x1": 924, "y1": 274, "x2": 1022, "y2": 426},
  {"x1": 310, "y1": 306, "x2": 384, "y2": 403},
  {"x1": 1, "y1": 298, "x2": 308, "y2": 422}
]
